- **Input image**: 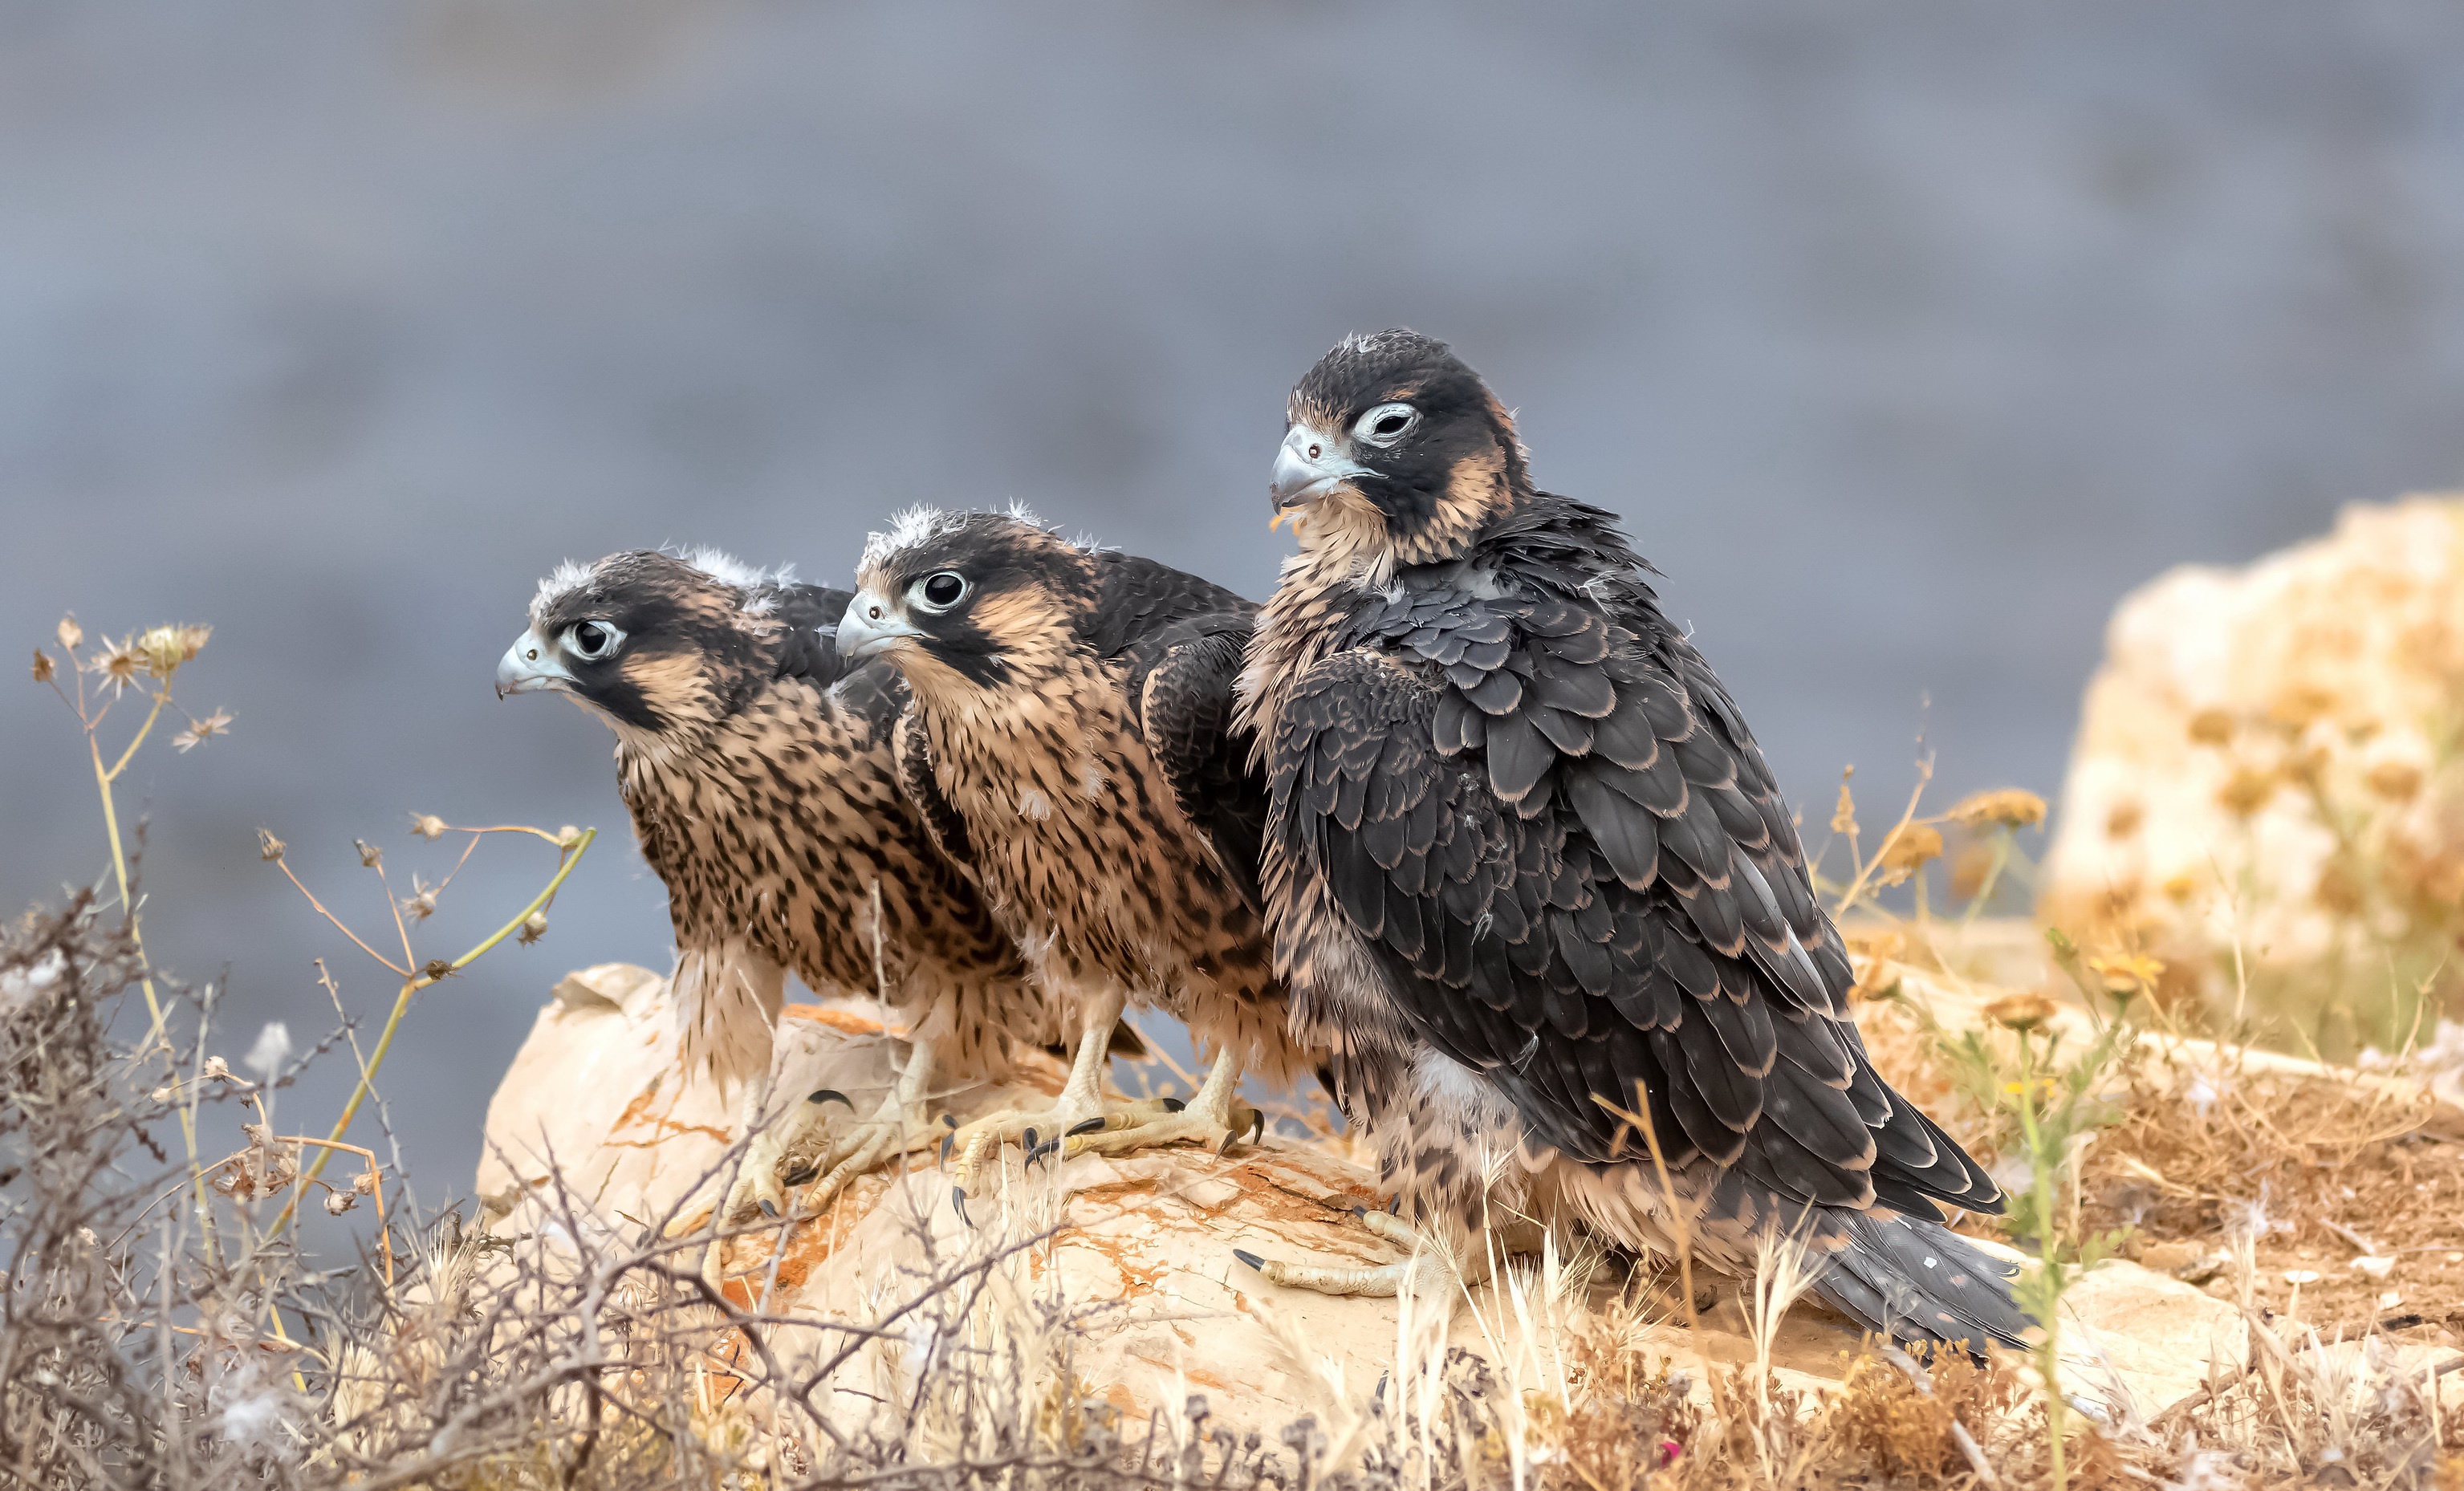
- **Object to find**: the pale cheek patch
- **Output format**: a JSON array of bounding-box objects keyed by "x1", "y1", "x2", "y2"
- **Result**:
[{"x1": 623, "y1": 651, "x2": 716, "y2": 723}]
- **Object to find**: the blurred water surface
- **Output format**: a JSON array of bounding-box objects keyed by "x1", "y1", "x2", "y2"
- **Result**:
[{"x1": 6, "y1": 1, "x2": 2464, "y2": 1208}]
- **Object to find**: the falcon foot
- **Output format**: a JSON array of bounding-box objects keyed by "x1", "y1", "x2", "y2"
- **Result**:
[
  {"x1": 699, "y1": 1083, "x2": 940, "y2": 1297},
  {"x1": 945, "y1": 1094, "x2": 1185, "y2": 1196},
  {"x1": 1057, "y1": 1053, "x2": 1263, "y2": 1164},
  {"x1": 1233, "y1": 1208, "x2": 1487, "y2": 1298}
]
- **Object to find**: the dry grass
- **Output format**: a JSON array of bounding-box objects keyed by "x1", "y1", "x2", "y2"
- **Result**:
[{"x1": 11, "y1": 612, "x2": 2464, "y2": 1489}]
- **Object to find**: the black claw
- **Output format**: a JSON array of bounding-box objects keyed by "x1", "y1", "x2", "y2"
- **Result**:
[
  {"x1": 952, "y1": 1187, "x2": 971, "y2": 1226},
  {"x1": 1066, "y1": 1116, "x2": 1108, "y2": 1138},
  {"x1": 939, "y1": 1133, "x2": 957, "y2": 1165},
  {"x1": 1389, "y1": 1196, "x2": 1401, "y2": 1215},
  {"x1": 758, "y1": 1198, "x2": 779, "y2": 1219},
  {"x1": 782, "y1": 1163, "x2": 819, "y2": 1188},
  {"x1": 942, "y1": 1112, "x2": 959, "y2": 1129},
  {"x1": 1023, "y1": 1126, "x2": 1039, "y2": 1152},
  {"x1": 1161, "y1": 1097, "x2": 1186, "y2": 1113},
  {"x1": 1248, "y1": 1111, "x2": 1266, "y2": 1144},
  {"x1": 1232, "y1": 1249, "x2": 1264, "y2": 1272},
  {"x1": 808, "y1": 1088, "x2": 853, "y2": 1109},
  {"x1": 1025, "y1": 1139, "x2": 1057, "y2": 1171}
]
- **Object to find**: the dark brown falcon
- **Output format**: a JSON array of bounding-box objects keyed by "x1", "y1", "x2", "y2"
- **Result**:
[
  {"x1": 1234, "y1": 331, "x2": 2024, "y2": 1351},
  {"x1": 836, "y1": 510, "x2": 1313, "y2": 1176},
  {"x1": 495, "y1": 550, "x2": 1051, "y2": 1260}
]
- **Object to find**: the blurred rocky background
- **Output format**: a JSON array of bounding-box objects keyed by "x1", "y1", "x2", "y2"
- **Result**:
[{"x1": 8, "y1": 1, "x2": 2464, "y2": 1203}]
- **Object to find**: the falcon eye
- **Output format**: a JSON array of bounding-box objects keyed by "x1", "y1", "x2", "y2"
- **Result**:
[
  {"x1": 1353, "y1": 402, "x2": 1418, "y2": 448},
  {"x1": 565, "y1": 620, "x2": 624, "y2": 660},
  {"x1": 912, "y1": 571, "x2": 969, "y2": 613}
]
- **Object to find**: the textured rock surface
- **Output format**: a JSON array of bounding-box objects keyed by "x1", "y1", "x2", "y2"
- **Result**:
[
  {"x1": 2039, "y1": 497, "x2": 2464, "y2": 1041},
  {"x1": 481, "y1": 963, "x2": 2272, "y2": 1429}
]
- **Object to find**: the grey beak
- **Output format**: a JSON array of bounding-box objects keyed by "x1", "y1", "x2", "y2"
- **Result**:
[
  {"x1": 1269, "y1": 424, "x2": 1368, "y2": 511},
  {"x1": 495, "y1": 629, "x2": 575, "y2": 698},
  {"x1": 836, "y1": 591, "x2": 922, "y2": 662}
]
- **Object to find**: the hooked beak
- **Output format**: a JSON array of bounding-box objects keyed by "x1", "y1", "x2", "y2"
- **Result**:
[
  {"x1": 1269, "y1": 424, "x2": 1370, "y2": 512},
  {"x1": 836, "y1": 590, "x2": 922, "y2": 662},
  {"x1": 495, "y1": 628, "x2": 575, "y2": 699}
]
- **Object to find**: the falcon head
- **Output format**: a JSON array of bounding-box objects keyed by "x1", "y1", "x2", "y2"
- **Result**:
[
  {"x1": 836, "y1": 507, "x2": 1092, "y2": 697},
  {"x1": 1270, "y1": 329, "x2": 1529, "y2": 571},
  {"x1": 497, "y1": 550, "x2": 792, "y2": 748}
]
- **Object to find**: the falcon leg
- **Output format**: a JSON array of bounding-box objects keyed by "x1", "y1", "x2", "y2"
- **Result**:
[
  {"x1": 696, "y1": 1077, "x2": 793, "y2": 1298},
  {"x1": 1234, "y1": 1208, "x2": 1490, "y2": 1298},
  {"x1": 1059, "y1": 1046, "x2": 1262, "y2": 1161},
  {"x1": 945, "y1": 986, "x2": 1184, "y2": 1193}
]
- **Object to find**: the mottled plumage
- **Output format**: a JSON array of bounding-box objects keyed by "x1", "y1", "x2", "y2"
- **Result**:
[
  {"x1": 498, "y1": 550, "x2": 1048, "y2": 1241},
  {"x1": 1238, "y1": 332, "x2": 2023, "y2": 1350},
  {"x1": 840, "y1": 511, "x2": 1311, "y2": 1163}
]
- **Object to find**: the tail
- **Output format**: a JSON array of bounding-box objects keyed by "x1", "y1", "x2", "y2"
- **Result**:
[{"x1": 1809, "y1": 1208, "x2": 2029, "y2": 1355}]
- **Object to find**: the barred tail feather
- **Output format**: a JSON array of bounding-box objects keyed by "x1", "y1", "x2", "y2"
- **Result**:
[{"x1": 1811, "y1": 1209, "x2": 2029, "y2": 1355}]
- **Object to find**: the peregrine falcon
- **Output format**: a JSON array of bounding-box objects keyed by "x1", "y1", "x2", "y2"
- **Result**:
[
  {"x1": 836, "y1": 510, "x2": 1314, "y2": 1176},
  {"x1": 495, "y1": 550, "x2": 1050, "y2": 1266},
  {"x1": 1234, "y1": 332, "x2": 2024, "y2": 1351}
]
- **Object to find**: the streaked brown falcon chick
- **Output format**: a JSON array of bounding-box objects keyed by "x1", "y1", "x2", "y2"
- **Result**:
[
  {"x1": 1234, "y1": 331, "x2": 2025, "y2": 1351},
  {"x1": 497, "y1": 550, "x2": 1047, "y2": 1273},
  {"x1": 837, "y1": 510, "x2": 1315, "y2": 1179}
]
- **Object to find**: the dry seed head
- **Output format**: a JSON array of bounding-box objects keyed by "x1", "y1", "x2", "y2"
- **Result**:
[
  {"x1": 2104, "y1": 798, "x2": 2145, "y2": 838},
  {"x1": 1946, "y1": 787, "x2": 2047, "y2": 830},
  {"x1": 172, "y1": 708, "x2": 231, "y2": 753},
  {"x1": 354, "y1": 839, "x2": 382, "y2": 869},
  {"x1": 2186, "y1": 707, "x2": 2235, "y2": 746},
  {"x1": 400, "y1": 880, "x2": 438, "y2": 922},
  {"x1": 1875, "y1": 822, "x2": 1942, "y2": 881},
  {"x1": 2216, "y1": 766, "x2": 2276, "y2": 818},
  {"x1": 55, "y1": 615, "x2": 82, "y2": 652},
  {"x1": 1830, "y1": 774, "x2": 1858, "y2": 838},
  {"x1": 30, "y1": 649, "x2": 51, "y2": 684},
  {"x1": 352, "y1": 1169, "x2": 377, "y2": 1196},
  {"x1": 2314, "y1": 858, "x2": 2365, "y2": 916},
  {"x1": 518, "y1": 911, "x2": 548, "y2": 946},
  {"x1": 2267, "y1": 684, "x2": 2338, "y2": 729},
  {"x1": 1984, "y1": 990, "x2": 2059, "y2": 1031},
  {"x1": 409, "y1": 813, "x2": 447, "y2": 841},
  {"x1": 138, "y1": 625, "x2": 189, "y2": 680},
  {"x1": 257, "y1": 829, "x2": 286, "y2": 862},
  {"x1": 89, "y1": 636, "x2": 141, "y2": 695},
  {"x1": 323, "y1": 1191, "x2": 357, "y2": 1217},
  {"x1": 2366, "y1": 761, "x2": 2425, "y2": 802},
  {"x1": 554, "y1": 825, "x2": 584, "y2": 850}
]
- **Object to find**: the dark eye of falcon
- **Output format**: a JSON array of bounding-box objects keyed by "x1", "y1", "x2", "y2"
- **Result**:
[
  {"x1": 1352, "y1": 402, "x2": 1417, "y2": 448},
  {"x1": 566, "y1": 620, "x2": 624, "y2": 660},
  {"x1": 911, "y1": 571, "x2": 969, "y2": 613}
]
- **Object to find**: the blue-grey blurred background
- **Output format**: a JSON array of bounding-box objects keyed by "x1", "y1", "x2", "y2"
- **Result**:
[{"x1": 8, "y1": 2, "x2": 2464, "y2": 1228}]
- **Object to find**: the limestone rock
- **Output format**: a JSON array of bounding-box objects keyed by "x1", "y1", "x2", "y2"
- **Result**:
[
  {"x1": 478, "y1": 963, "x2": 2269, "y2": 1432},
  {"x1": 2040, "y1": 497, "x2": 2464, "y2": 1055}
]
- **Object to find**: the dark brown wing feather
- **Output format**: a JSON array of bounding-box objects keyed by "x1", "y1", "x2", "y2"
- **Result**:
[
  {"x1": 1267, "y1": 527, "x2": 1999, "y2": 1221},
  {"x1": 1088, "y1": 554, "x2": 1269, "y2": 912}
]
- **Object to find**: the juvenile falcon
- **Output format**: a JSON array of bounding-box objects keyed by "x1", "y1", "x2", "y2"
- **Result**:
[
  {"x1": 495, "y1": 550, "x2": 1050, "y2": 1260},
  {"x1": 836, "y1": 510, "x2": 1311, "y2": 1173},
  {"x1": 1234, "y1": 331, "x2": 2024, "y2": 1351}
]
